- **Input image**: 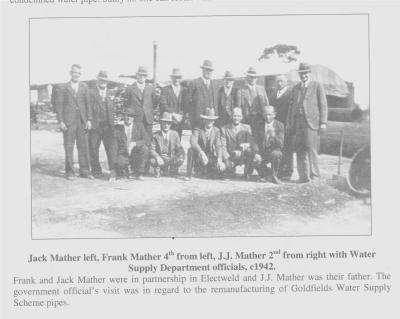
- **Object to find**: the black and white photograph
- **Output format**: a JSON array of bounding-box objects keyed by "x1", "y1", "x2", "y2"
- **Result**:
[{"x1": 29, "y1": 14, "x2": 371, "y2": 239}]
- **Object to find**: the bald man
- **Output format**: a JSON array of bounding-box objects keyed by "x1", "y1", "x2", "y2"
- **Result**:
[
  {"x1": 220, "y1": 107, "x2": 258, "y2": 179},
  {"x1": 253, "y1": 105, "x2": 284, "y2": 184}
]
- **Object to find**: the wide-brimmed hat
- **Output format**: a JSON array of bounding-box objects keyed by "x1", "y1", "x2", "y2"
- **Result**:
[
  {"x1": 170, "y1": 68, "x2": 183, "y2": 78},
  {"x1": 245, "y1": 67, "x2": 258, "y2": 77},
  {"x1": 159, "y1": 112, "x2": 174, "y2": 123},
  {"x1": 223, "y1": 70, "x2": 235, "y2": 80},
  {"x1": 136, "y1": 66, "x2": 148, "y2": 76},
  {"x1": 297, "y1": 62, "x2": 312, "y2": 73},
  {"x1": 200, "y1": 60, "x2": 214, "y2": 71},
  {"x1": 97, "y1": 70, "x2": 109, "y2": 81},
  {"x1": 200, "y1": 107, "x2": 218, "y2": 120}
]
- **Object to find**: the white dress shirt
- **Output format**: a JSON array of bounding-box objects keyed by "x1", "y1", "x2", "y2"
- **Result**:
[
  {"x1": 137, "y1": 82, "x2": 145, "y2": 93},
  {"x1": 172, "y1": 84, "x2": 181, "y2": 97},
  {"x1": 265, "y1": 121, "x2": 275, "y2": 141},
  {"x1": 276, "y1": 86, "x2": 287, "y2": 99},
  {"x1": 98, "y1": 87, "x2": 107, "y2": 101},
  {"x1": 70, "y1": 81, "x2": 79, "y2": 93},
  {"x1": 224, "y1": 86, "x2": 232, "y2": 96},
  {"x1": 202, "y1": 77, "x2": 211, "y2": 88}
]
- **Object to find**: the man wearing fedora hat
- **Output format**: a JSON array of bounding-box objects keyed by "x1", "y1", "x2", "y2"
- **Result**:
[
  {"x1": 217, "y1": 70, "x2": 238, "y2": 128},
  {"x1": 88, "y1": 70, "x2": 118, "y2": 181},
  {"x1": 124, "y1": 66, "x2": 157, "y2": 139},
  {"x1": 286, "y1": 62, "x2": 328, "y2": 183},
  {"x1": 149, "y1": 112, "x2": 185, "y2": 177},
  {"x1": 188, "y1": 59, "x2": 220, "y2": 129},
  {"x1": 186, "y1": 108, "x2": 225, "y2": 180},
  {"x1": 221, "y1": 107, "x2": 258, "y2": 179},
  {"x1": 55, "y1": 64, "x2": 92, "y2": 180},
  {"x1": 237, "y1": 67, "x2": 269, "y2": 133},
  {"x1": 160, "y1": 68, "x2": 190, "y2": 138}
]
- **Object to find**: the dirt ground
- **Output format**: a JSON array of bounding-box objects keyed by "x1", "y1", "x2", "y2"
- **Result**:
[{"x1": 31, "y1": 128, "x2": 371, "y2": 239}]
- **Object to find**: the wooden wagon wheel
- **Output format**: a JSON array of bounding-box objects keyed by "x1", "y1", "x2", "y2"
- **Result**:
[{"x1": 346, "y1": 145, "x2": 371, "y2": 197}]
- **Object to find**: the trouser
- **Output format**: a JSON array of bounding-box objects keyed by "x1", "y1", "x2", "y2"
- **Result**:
[
  {"x1": 279, "y1": 132, "x2": 295, "y2": 177},
  {"x1": 129, "y1": 145, "x2": 150, "y2": 174},
  {"x1": 89, "y1": 122, "x2": 117, "y2": 176},
  {"x1": 294, "y1": 114, "x2": 321, "y2": 181},
  {"x1": 223, "y1": 149, "x2": 255, "y2": 176},
  {"x1": 63, "y1": 115, "x2": 90, "y2": 176},
  {"x1": 255, "y1": 149, "x2": 283, "y2": 178},
  {"x1": 186, "y1": 147, "x2": 224, "y2": 178},
  {"x1": 150, "y1": 154, "x2": 184, "y2": 175}
]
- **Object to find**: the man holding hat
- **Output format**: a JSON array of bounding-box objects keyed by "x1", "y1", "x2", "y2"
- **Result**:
[
  {"x1": 221, "y1": 107, "x2": 258, "y2": 179},
  {"x1": 237, "y1": 67, "x2": 269, "y2": 133},
  {"x1": 55, "y1": 64, "x2": 92, "y2": 180},
  {"x1": 186, "y1": 108, "x2": 225, "y2": 180},
  {"x1": 188, "y1": 59, "x2": 219, "y2": 129},
  {"x1": 160, "y1": 68, "x2": 190, "y2": 138},
  {"x1": 286, "y1": 62, "x2": 328, "y2": 183},
  {"x1": 217, "y1": 70, "x2": 238, "y2": 128},
  {"x1": 124, "y1": 66, "x2": 157, "y2": 139},
  {"x1": 149, "y1": 112, "x2": 185, "y2": 177},
  {"x1": 88, "y1": 70, "x2": 117, "y2": 181}
]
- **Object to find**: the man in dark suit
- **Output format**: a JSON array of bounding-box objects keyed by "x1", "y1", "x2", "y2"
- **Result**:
[
  {"x1": 149, "y1": 112, "x2": 185, "y2": 177},
  {"x1": 217, "y1": 70, "x2": 238, "y2": 128},
  {"x1": 186, "y1": 108, "x2": 225, "y2": 179},
  {"x1": 159, "y1": 68, "x2": 190, "y2": 138},
  {"x1": 124, "y1": 66, "x2": 157, "y2": 139},
  {"x1": 188, "y1": 60, "x2": 219, "y2": 129},
  {"x1": 286, "y1": 62, "x2": 328, "y2": 183},
  {"x1": 55, "y1": 64, "x2": 92, "y2": 180},
  {"x1": 253, "y1": 105, "x2": 285, "y2": 184},
  {"x1": 236, "y1": 67, "x2": 269, "y2": 132},
  {"x1": 221, "y1": 107, "x2": 258, "y2": 179},
  {"x1": 269, "y1": 74, "x2": 294, "y2": 179},
  {"x1": 88, "y1": 71, "x2": 117, "y2": 181}
]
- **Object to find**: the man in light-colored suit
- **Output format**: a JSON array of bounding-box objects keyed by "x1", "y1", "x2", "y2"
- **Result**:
[
  {"x1": 269, "y1": 74, "x2": 294, "y2": 179},
  {"x1": 124, "y1": 66, "x2": 157, "y2": 139},
  {"x1": 149, "y1": 112, "x2": 185, "y2": 177},
  {"x1": 186, "y1": 108, "x2": 225, "y2": 179},
  {"x1": 55, "y1": 64, "x2": 92, "y2": 179},
  {"x1": 286, "y1": 62, "x2": 328, "y2": 183},
  {"x1": 236, "y1": 67, "x2": 269, "y2": 132},
  {"x1": 188, "y1": 60, "x2": 219, "y2": 129},
  {"x1": 221, "y1": 107, "x2": 258, "y2": 179},
  {"x1": 159, "y1": 68, "x2": 190, "y2": 138}
]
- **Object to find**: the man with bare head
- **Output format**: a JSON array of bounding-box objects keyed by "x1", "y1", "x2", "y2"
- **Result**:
[
  {"x1": 220, "y1": 107, "x2": 258, "y2": 179},
  {"x1": 253, "y1": 105, "x2": 285, "y2": 184}
]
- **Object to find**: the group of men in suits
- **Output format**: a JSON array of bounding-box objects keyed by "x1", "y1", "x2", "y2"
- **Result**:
[{"x1": 55, "y1": 60, "x2": 327, "y2": 184}]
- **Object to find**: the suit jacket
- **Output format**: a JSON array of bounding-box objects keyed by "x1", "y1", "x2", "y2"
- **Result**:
[
  {"x1": 269, "y1": 86, "x2": 292, "y2": 124},
  {"x1": 150, "y1": 130, "x2": 184, "y2": 159},
  {"x1": 221, "y1": 123, "x2": 256, "y2": 155},
  {"x1": 131, "y1": 121, "x2": 151, "y2": 147},
  {"x1": 55, "y1": 82, "x2": 91, "y2": 126},
  {"x1": 188, "y1": 77, "x2": 219, "y2": 126},
  {"x1": 287, "y1": 81, "x2": 328, "y2": 131},
  {"x1": 190, "y1": 126, "x2": 222, "y2": 159},
  {"x1": 88, "y1": 87, "x2": 115, "y2": 129},
  {"x1": 236, "y1": 84, "x2": 269, "y2": 120},
  {"x1": 160, "y1": 84, "x2": 190, "y2": 115},
  {"x1": 254, "y1": 120, "x2": 285, "y2": 154},
  {"x1": 217, "y1": 86, "x2": 238, "y2": 125},
  {"x1": 124, "y1": 83, "x2": 156, "y2": 125}
]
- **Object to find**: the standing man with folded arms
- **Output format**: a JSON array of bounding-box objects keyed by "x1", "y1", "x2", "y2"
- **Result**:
[{"x1": 55, "y1": 64, "x2": 92, "y2": 180}]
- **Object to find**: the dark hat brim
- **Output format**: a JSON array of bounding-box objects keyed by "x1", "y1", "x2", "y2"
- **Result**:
[
  {"x1": 297, "y1": 68, "x2": 312, "y2": 73},
  {"x1": 200, "y1": 65, "x2": 214, "y2": 71}
]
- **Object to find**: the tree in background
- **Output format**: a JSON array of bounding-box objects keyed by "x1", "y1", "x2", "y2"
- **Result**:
[{"x1": 258, "y1": 44, "x2": 301, "y2": 63}]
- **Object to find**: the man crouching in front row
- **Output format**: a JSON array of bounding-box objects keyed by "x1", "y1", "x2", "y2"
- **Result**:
[
  {"x1": 149, "y1": 112, "x2": 185, "y2": 177},
  {"x1": 185, "y1": 108, "x2": 226, "y2": 180}
]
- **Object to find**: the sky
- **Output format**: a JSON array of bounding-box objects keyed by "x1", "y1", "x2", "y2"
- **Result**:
[{"x1": 30, "y1": 15, "x2": 369, "y2": 107}]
